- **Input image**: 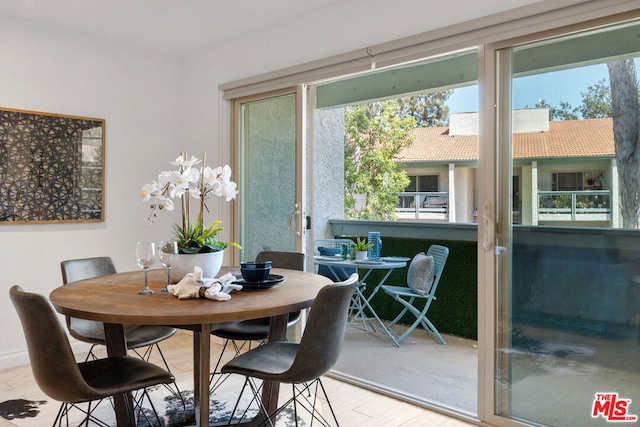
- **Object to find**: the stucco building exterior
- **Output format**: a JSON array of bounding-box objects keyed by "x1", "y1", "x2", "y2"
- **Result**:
[{"x1": 396, "y1": 108, "x2": 619, "y2": 227}]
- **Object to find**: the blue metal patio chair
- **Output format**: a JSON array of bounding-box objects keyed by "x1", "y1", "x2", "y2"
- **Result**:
[
  {"x1": 381, "y1": 244, "x2": 449, "y2": 345},
  {"x1": 313, "y1": 238, "x2": 355, "y2": 277},
  {"x1": 313, "y1": 239, "x2": 367, "y2": 322}
]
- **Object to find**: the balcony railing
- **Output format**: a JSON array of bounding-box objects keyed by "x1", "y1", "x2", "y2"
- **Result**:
[
  {"x1": 538, "y1": 190, "x2": 612, "y2": 221},
  {"x1": 395, "y1": 192, "x2": 448, "y2": 220}
]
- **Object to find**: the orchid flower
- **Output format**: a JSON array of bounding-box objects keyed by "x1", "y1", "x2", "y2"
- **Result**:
[{"x1": 141, "y1": 153, "x2": 239, "y2": 253}]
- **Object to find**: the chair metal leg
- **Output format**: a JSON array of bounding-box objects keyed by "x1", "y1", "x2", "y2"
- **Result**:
[
  {"x1": 318, "y1": 378, "x2": 340, "y2": 427},
  {"x1": 133, "y1": 388, "x2": 165, "y2": 427},
  {"x1": 385, "y1": 302, "x2": 410, "y2": 331},
  {"x1": 210, "y1": 339, "x2": 260, "y2": 395},
  {"x1": 274, "y1": 379, "x2": 339, "y2": 426},
  {"x1": 226, "y1": 377, "x2": 274, "y2": 427},
  {"x1": 54, "y1": 400, "x2": 111, "y2": 427},
  {"x1": 209, "y1": 338, "x2": 233, "y2": 394},
  {"x1": 81, "y1": 344, "x2": 99, "y2": 362},
  {"x1": 132, "y1": 342, "x2": 186, "y2": 409},
  {"x1": 387, "y1": 295, "x2": 445, "y2": 345},
  {"x1": 226, "y1": 377, "x2": 339, "y2": 427}
]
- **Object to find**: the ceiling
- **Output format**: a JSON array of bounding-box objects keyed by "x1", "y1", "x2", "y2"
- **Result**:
[{"x1": 0, "y1": 0, "x2": 347, "y2": 53}]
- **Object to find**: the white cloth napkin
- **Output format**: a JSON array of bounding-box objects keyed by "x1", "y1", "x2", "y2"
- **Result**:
[
  {"x1": 202, "y1": 272, "x2": 242, "y2": 301},
  {"x1": 167, "y1": 267, "x2": 241, "y2": 300}
]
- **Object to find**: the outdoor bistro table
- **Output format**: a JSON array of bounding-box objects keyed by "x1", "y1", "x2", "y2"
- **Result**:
[
  {"x1": 49, "y1": 266, "x2": 331, "y2": 427},
  {"x1": 313, "y1": 256, "x2": 408, "y2": 347}
]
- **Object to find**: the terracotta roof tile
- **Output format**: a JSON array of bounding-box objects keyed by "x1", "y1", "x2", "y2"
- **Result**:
[{"x1": 397, "y1": 118, "x2": 614, "y2": 163}]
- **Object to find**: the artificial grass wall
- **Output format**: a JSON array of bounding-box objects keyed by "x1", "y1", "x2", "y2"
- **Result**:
[{"x1": 337, "y1": 236, "x2": 478, "y2": 340}]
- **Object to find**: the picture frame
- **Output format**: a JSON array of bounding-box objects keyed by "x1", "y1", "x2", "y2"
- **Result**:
[{"x1": 0, "y1": 107, "x2": 105, "y2": 224}]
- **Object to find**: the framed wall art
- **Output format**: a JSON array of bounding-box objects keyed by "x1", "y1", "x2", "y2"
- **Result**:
[{"x1": 0, "y1": 108, "x2": 105, "y2": 224}]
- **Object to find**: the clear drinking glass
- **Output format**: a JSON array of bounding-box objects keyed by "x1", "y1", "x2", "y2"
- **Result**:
[
  {"x1": 136, "y1": 241, "x2": 156, "y2": 295},
  {"x1": 158, "y1": 240, "x2": 178, "y2": 292}
]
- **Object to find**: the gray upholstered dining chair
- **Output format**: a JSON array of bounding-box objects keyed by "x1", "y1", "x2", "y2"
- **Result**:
[
  {"x1": 209, "y1": 251, "x2": 305, "y2": 393},
  {"x1": 9, "y1": 285, "x2": 175, "y2": 427},
  {"x1": 61, "y1": 256, "x2": 184, "y2": 406},
  {"x1": 255, "y1": 251, "x2": 305, "y2": 270},
  {"x1": 221, "y1": 273, "x2": 358, "y2": 426}
]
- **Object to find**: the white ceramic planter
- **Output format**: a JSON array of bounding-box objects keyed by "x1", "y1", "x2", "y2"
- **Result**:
[
  {"x1": 169, "y1": 251, "x2": 225, "y2": 283},
  {"x1": 355, "y1": 250, "x2": 368, "y2": 261}
]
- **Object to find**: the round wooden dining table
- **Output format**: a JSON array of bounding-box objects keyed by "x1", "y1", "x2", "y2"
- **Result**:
[{"x1": 49, "y1": 266, "x2": 332, "y2": 427}]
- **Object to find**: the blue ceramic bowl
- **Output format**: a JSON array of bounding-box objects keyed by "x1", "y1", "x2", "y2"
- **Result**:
[
  {"x1": 240, "y1": 266, "x2": 271, "y2": 282},
  {"x1": 240, "y1": 261, "x2": 272, "y2": 269}
]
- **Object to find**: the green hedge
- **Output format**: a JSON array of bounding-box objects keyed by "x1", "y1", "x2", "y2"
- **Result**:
[{"x1": 336, "y1": 236, "x2": 478, "y2": 340}]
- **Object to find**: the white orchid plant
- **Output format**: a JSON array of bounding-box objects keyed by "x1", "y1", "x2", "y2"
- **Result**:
[{"x1": 140, "y1": 153, "x2": 240, "y2": 254}]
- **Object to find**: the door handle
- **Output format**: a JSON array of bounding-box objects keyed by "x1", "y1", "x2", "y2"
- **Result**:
[
  {"x1": 287, "y1": 203, "x2": 301, "y2": 236},
  {"x1": 482, "y1": 201, "x2": 494, "y2": 252}
]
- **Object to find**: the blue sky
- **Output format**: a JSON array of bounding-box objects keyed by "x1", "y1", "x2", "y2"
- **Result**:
[{"x1": 446, "y1": 62, "x2": 620, "y2": 115}]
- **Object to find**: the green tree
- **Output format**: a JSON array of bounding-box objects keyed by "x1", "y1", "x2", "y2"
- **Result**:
[
  {"x1": 344, "y1": 101, "x2": 414, "y2": 220},
  {"x1": 554, "y1": 101, "x2": 580, "y2": 120},
  {"x1": 526, "y1": 79, "x2": 613, "y2": 120},
  {"x1": 579, "y1": 78, "x2": 613, "y2": 118},
  {"x1": 530, "y1": 99, "x2": 579, "y2": 121},
  {"x1": 395, "y1": 91, "x2": 453, "y2": 127}
]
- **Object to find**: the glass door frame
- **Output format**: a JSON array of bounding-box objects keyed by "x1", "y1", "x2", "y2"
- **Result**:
[
  {"x1": 481, "y1": 10, "x2": 640, "y2": 426},
  {"x1": 229, "y1": 86, "x2": 307, "y2": 264},
  {"x1": 217, "y1": 5, "x2": 640, "y2": 424}
]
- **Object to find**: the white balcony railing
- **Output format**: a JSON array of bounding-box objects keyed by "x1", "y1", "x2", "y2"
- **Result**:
[
  {"x1": 395, "y1": 192, "x2": 448, "y2": 220},
  {"x1": 538, "y1": 190, "x2": 612, "y2": 221}
]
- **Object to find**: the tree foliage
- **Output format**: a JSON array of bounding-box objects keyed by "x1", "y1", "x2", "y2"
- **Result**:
[
  {"x1": 395, "y1": 91, "x2": 453, "y2": 127},
  {"x1": 579, "y1": 78, "x2": 613, "y2": 119},
  {"x1": 531, "y1": 99, "x2": 579, "y2": 121},
  {"x1": 344, "y1": 101, "x2": 415, "y2": 220},
  {"x1": 528, "y1": 79, "x2": 613, "y2": 120}
]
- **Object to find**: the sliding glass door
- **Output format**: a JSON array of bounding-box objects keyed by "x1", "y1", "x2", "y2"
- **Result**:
[
  {"x1": 493, "y1": 18, "x2": 640, "y2": 427},
  {"x1": 221, "y1": 8, "x2": 640, "y2": 426},
  {"x1": 233, "y1": 88, "x2": 306, "y2": 262}
]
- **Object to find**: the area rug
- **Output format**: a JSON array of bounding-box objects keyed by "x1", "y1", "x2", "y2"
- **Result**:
[{"x1": 0, "y1": 375, "x2": 307, "y2": 427}]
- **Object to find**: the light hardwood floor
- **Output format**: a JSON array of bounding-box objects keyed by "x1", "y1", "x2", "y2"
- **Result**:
[{"x1": 0, "y1": 330, "x2": 477, "y2": 427}]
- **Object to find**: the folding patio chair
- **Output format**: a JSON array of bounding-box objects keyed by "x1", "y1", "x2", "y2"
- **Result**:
[{"x1": 381, "y1": 244, "x2": 449, "y2": 345}]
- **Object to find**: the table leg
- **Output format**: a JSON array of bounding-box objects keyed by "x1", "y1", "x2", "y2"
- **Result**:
[
  {"x1": 348, "y1": 287, "x2": 373, "y2": 330},
  {"x1": 194, "y1": 324, "x2": 212, "y2": 427},
  {"x1": 104, "y1": 323, "x2": 135, "y2": 427},
  {"x1": 262, "y1": 314, "x2": 288, "y2": 423},
  {"x1": 323, "y1": 266, "x2": 369, "y2": 330},
  {"x1": 347, "y1": 268, "x2": 378, "y2": 331},
  {"x1": 350, "y1": 269, "x2": 401, "y2": 347},
  {"x1": 187, "y1": 316, "x2": 290, "y2": 427}
]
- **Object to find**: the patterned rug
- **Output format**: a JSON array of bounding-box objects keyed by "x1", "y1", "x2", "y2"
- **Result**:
[{"x1": 0, "y1": 376, "x2": 307, "y2": 427}]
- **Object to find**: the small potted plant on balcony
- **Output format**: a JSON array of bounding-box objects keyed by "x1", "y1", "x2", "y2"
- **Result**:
[{"x1": 353, "y1": 237, "x2": 373, "y2": 261}]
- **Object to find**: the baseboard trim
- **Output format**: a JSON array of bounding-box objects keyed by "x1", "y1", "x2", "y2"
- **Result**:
[{"x1": 0, "y1": 340, "x2": 93, "y2": 370}]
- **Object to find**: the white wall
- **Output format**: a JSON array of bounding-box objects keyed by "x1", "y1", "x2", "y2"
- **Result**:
[
  {"x1": 0, "y1": 16, "x2": 183, "y2": 367},
  {"x1": 180, "y1": 0, "x2": 545, "y2": 166},
  {"x1": 0, "y1": 0, "x2": 578, "y2": 367}
]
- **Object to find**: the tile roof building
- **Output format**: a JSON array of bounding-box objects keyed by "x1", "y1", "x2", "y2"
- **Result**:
[
  {"x1": 398, "y1": 114, "x2": 614, "y2": 164},
  {"x1": 395, "y1": 110, "x2": 619, "y2": 227}
]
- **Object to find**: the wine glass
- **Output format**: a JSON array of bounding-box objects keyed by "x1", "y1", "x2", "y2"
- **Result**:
[
  {"x1": 158, "y1": 240, "x2": 178, "y2": 292},
  {"x1": 136, "y1": 241, "x2": 156, "y2": 295}
]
